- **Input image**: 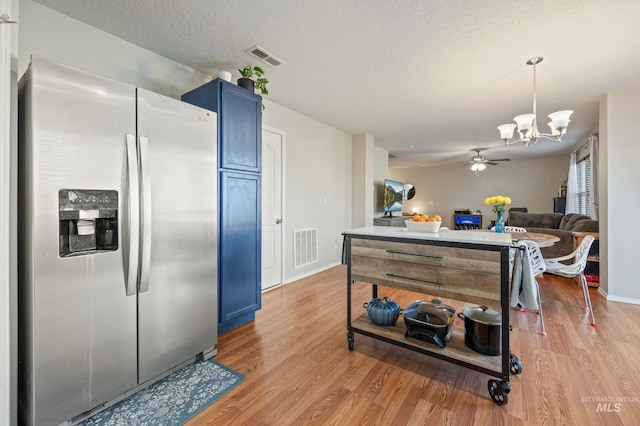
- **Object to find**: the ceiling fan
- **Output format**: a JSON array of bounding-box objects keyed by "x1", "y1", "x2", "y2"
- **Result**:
[{"x1": 467, "y1": 149, "x2": 510, "y2": 174}]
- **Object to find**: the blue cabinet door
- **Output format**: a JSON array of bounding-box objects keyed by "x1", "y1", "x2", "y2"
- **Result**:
[
  {"x1": 220, "y1": 83, "x2": 262, "y2": 172},
  {"x1": 218, "y1": 171, "x2": 262, "y2": 332}
]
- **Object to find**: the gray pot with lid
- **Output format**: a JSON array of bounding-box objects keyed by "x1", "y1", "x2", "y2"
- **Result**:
[{"x1": 403, "y1": 299, "x2": 456, "y2": 348}]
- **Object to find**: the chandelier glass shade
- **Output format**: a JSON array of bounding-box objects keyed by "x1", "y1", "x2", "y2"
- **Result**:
[{"x1": 498, "y1": 57, "x2": 573, "y2": 147}]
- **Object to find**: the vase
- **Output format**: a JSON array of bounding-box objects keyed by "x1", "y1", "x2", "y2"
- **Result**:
[
  {"x1": 237, "y1": 77, "x2": 255, "y2": 92},
  {"x1": 218, "y1": 71, "x2": 232, "y2": 82},
  {"x1": 495, "y1": 211, "x2": 505, "y2": 233}
]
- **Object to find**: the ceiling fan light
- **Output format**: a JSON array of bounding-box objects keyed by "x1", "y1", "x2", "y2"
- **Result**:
[
  {"x1": 477, "y1": 163, "x2": 486, "y2": 171},
  {"x1": 549, "y1": 110, "x2": 573, "y2": 132},
  {"x1": 470, "y1": 163, "x2": 479, "y2": 171},
  {"x1": 497, "y1": 123, "x2": 517, "y2": 141}
]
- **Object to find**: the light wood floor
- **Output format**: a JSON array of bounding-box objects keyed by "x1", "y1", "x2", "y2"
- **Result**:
[{"x1": 188, "y1": 266, "x2": 640, "y2": 425}]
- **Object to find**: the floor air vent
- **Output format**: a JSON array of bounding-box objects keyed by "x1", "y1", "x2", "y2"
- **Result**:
[
  {"x1": 293, "y1": 228, "x2": 318, "y2": 268},
  {"x1": 245, "y1": 45, "x2": 284, "y2": 68}
]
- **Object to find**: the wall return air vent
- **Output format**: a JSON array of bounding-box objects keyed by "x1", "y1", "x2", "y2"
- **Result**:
[
  {"x1": 293, "y1": 228, "x2": 318, "y2": 268},
  {"x1": 245, "y1": 45, "x2": 284, "y2": 68}
]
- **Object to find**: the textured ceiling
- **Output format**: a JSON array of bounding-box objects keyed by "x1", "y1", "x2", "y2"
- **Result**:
[{"x1": 33, "y1": 0, "x2": 640, "y2": 168}]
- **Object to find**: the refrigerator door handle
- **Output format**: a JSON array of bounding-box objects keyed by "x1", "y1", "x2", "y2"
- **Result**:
[
  {"x1": 125, "y1": 134, "x2": 140, "y2": 296},
  {"x1": 138, "y1": 136, "x2": 152, "y2": 293}
]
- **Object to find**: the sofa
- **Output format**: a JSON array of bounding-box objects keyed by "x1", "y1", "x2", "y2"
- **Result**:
[{"x1": 506, "y1": 211, "x2": 599, "y2": 258}]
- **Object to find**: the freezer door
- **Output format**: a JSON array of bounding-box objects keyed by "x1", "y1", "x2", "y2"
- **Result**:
[
  {"x1": 18, "y1": 57, "x2": 138, "y2": 425},
  {"x1": 136, "y1": 89, "x2": 218, "y2": 383}
]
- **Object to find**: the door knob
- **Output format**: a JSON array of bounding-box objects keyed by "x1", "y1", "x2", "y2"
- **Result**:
[{"x1": 275, "y1": 218, "x2": 283, "y2": 224}]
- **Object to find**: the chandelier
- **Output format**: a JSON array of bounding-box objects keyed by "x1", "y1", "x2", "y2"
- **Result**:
[{"x1": 497, "y1": 57, "x2": 573, "y2": 147}]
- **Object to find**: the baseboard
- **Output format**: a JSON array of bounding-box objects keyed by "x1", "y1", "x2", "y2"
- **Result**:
[
  {"x1": 601, "y1": 289, "x2": 640, "y2": 305},
  {"x1": 285, "y1": 262, "x2": 342, "y2": 286}
]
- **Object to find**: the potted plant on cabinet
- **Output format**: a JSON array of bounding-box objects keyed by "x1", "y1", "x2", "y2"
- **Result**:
[{"x1": 237, "y1": 65, "x2": 269, "y2": 97}]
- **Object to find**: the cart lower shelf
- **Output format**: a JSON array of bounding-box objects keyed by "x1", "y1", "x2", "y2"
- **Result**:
[
  {"x1": 348, "y1": 314, "x2": 521, "y2": 405},
  {"x1": 350, "y1": 314, "x2": 502, "y2": 373}
]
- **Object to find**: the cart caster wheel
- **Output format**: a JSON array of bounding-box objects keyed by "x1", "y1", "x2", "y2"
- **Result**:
[
  {"x1": 510, "y1": 353, "x2": 523, "y2": 375},
  {"x1": 488, "y1": 379, "x2": 510, "y2": 406},
  {"x1": 347, "y1": 331, "x2": 354, "y2": 350}
]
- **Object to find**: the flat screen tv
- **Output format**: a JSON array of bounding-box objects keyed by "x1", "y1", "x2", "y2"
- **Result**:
[{"x1": 382, "y1": 178, "x2": 404, "y2": 216}]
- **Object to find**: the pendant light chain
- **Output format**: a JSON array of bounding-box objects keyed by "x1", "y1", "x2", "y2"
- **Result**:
[{"x1": 532, "y1": 61, "x2": 537, "y2": 118}]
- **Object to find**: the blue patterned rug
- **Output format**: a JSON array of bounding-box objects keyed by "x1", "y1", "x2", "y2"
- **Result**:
[{"x1": 79, "y1": 359, "x2": 244, "y2": 425}]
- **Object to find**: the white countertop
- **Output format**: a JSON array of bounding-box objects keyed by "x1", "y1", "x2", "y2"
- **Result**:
[{"x1": 344, "y1": 226, "x2": 513, "y2": 246}]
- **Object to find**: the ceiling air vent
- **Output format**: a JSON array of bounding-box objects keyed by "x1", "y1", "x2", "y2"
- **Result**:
[{"x1": 245, "y1": 45, "x2": 284, "y2": 68}]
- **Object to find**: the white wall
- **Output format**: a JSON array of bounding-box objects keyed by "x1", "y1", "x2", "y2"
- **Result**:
[
  {"x1": 351, "y1": 134, "x2": 374, "y2": 228},
  {"x1": 261, "y1": 100, "x2": 352, "y2": 282},
  {"x1": 600, "y1": 87, "x2": 640, "y2": 303},
  {"x1": 17, "y1": 0, "x2": 353, "y2": 286},
  {"x1": 373, "y1": 145, "x2": 389, "y2": 218},
  {"x1": 390, "y1": 155, "x2": 569, "y2": 229},
  {"x1": 18, "y1": 0, "x2": 210, "y2": 97}
]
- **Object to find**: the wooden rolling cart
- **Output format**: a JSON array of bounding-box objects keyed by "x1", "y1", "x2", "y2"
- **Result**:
[{"x1": 344, "y1": 228, "x2": 521, "y2": 405}]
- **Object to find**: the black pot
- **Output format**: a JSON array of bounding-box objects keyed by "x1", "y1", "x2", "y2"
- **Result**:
[
  {"x1": 237, "y1": 77, "x2": 255, "y2": 92},
  {"x1": 458, "y1": 306, "x2": 502, "y2": 355},
  {"x1": 403, "y1": 299, "x2": 455, "y2": 348}
]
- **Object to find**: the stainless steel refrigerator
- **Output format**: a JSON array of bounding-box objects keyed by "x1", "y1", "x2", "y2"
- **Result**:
[{"x1": 18, "y1": 57, "x2": 218, "y2": 425}]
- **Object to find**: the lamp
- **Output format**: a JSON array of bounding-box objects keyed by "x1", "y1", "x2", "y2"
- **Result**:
[
  {"x1": 498, "y1": 57, "x2": 573, "y2": 147},
  {"x1": 403, "y1": 183, "x2": 415, "y2": 200}
]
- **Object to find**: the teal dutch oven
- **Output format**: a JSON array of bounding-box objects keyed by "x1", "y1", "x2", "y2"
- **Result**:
[{"x1": 363, "y1": 297, "x2": 400, "y2": 326}]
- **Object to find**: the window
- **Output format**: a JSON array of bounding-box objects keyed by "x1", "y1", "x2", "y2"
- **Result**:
[{"x1": 576, "y1": 155, "x2": 591, "y2": 216}]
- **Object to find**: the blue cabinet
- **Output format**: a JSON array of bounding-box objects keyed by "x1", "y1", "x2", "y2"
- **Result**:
[
  {"x1": 219, "y1": 171, "x2": 262, "y2": 329},
  {"x1": 182, "y1": 79, "x2": 262, "y2": 333}
]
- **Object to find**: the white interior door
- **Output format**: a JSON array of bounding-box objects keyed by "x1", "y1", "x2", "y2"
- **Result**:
[{"x1": 262, "y1": 128, "x2": 283, "y2": 290}]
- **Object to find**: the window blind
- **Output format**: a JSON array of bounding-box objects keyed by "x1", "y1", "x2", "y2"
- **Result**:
[{"x1": 576, "y1": 155, "x2": 591, "y2": 216}]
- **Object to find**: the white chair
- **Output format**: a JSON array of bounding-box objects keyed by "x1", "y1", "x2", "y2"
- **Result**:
[
  {"x1": 544, "y1": 235, "x2": 596, "y2": 326},
  {"x1": 492, "y1": 226, "x2": 527, "y2": 233}
]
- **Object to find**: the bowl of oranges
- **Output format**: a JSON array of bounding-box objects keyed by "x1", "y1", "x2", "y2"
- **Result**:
[{"x1": 405, "y1": 214, "x2": 442, "y2": 233}]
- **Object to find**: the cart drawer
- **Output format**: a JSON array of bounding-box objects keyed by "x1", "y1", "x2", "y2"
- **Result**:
[
  {"x1": 351, "y1": 238, "x2": 500, "y2": 272},
  {"x1": 350, "y1": 238, "x2": 502, "y2": 305},
  {"x1": 388, "y1": 261, "x2": 500, "y2": 304}
]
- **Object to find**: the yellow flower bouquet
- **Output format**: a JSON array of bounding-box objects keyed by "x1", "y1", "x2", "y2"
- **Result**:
[{"x1": 484, "y1": 195, "x2": 512, "y2": 214}]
